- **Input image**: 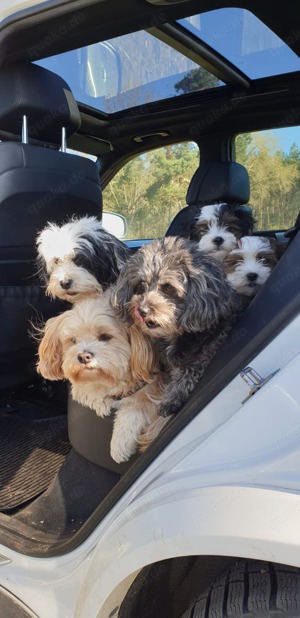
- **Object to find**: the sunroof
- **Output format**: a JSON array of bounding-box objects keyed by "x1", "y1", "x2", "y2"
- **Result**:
[
  {"x1": 178, "y1": 8, "x2": 300, "y2": 79},
  {"x1": 36, "y1": 7, "x2": 300, "y2": 114},
  {"x1": 36, "y1": 30, "x2": 223, "y2": 114}
]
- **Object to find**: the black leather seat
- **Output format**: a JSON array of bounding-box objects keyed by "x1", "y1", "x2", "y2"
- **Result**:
[
  {"x1": 0, "y1": 62, "x2": 102, "y2": 389},
  {"x1": 166, "y1": 161, "x2": 250, "y2": 237}
]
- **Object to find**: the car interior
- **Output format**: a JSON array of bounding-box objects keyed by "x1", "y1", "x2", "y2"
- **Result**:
[{"x1": 0, "y1": 0, "x2": 300, "y2": 558}]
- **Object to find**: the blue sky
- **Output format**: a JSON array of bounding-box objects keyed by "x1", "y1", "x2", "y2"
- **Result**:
[{"x1": 268, "y1": 127, "x2": 300, "y2": 154}]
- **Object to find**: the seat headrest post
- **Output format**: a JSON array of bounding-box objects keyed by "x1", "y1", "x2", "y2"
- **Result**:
[
  {"x1": 61, "y1": 127, "x2": 67, "y2": 153},
  {"x1": 0, "y1": 63, "x2": 81, "y2": 147},
  {"x1": 22, "y1": 115, "x2": 28, "y2": 144}
]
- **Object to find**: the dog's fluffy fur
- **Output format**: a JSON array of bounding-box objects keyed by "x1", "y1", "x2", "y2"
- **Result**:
[
  {"x1": 36, "y1": 216, "x2": 130, "y2": 302},
  {"x1": 189, "y1": 203, "x2": 255, "y2": 260},
  {"x1": 111, "y1": 236, "x2": 243, "y2": 420},
  {"x1": 224, "y1": 235, "x2": 278, "y2": 297},
  {"x1": 36, "y1": 295, "x2": 162, "y2": 463}
]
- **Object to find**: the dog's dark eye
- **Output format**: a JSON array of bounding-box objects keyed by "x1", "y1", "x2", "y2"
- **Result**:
[
  {"x1": 98, "y1": 333, "x2": 112, "y2": 342},
  {"x1": 135, "y1": 282, "x2": 147, "y2": 295},
  {"x1": 161, "y1": 283, "x2": 178, "y2": 297},
  {"x1": 256, "y1": 252, "x2": 277, "y2": 267},
  {"x1": 71, "y1": 337, "x2": 77, "y2": 345},
  {"x1": 257, "y1": 254, "x2": 268, "y2": 264}
]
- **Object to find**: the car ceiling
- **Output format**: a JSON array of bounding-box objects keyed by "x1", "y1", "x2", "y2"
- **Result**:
[
  {"x1": 1, "y1": 0, "x2": 300, "y2": 67},
  {"x1": 1, "y1": 0, "x2": 300, "y2": 178}
]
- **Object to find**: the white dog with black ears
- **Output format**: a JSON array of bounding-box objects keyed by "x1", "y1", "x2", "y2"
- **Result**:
[{"x1": 36, "y1": 216, "x2": 130, "y2": 303}]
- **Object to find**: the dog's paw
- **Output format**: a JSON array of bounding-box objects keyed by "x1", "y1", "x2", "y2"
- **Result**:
[
  {"x1": 94, "y1": 401, "x2": 111, "y2": 417},
  {"x1": 110, "y1": 427, "x2": 138, "y2": 463},
  {"x1": 110, "y1": 438, "x2": 135, "y2": 463}
]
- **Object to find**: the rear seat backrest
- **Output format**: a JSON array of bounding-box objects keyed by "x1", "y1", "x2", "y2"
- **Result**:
[
  {"x1": 0, "y1": 62, "x2": 102, "y2": 388},
  {"x1": 166, "y1": 161, "x2": 250, "y2": 237}
]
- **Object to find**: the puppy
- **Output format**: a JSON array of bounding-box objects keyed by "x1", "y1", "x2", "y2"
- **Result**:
[
  {"x1": 189, "y1": 203, "x2": 255, "y2": 259},
  {"x1": 224, "y1": 235, "x2": 278, "y2": 297},
  {"x1": 111, "y1": 236, "x2": 243, "y2": 419},
  {"x1": 36, "y1": 295, "x2": 162, "y2": 463},
  {"x1": 36, "y1": 216, "x2": 130, "y2": 302}
]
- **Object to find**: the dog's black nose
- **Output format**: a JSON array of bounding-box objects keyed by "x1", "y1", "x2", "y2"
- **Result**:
[
  {"x1": 138, "y1": 306, "x2": 149, "y2": 318},
  {"x1": 60, "y1": 279, "x2": 73, "y2": 290},
  {"x1": 213, "y1": 236, "x2": 224, "y2": 247},
  {"x1": 77, "y1": 351, "x2": 94, "y2": 364},
  {"x1": 247, "y1": 272, "x2": 258, "y2": 282}
]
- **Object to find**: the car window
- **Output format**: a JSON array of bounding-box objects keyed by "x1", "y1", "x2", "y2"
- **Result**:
[
  {"x1": 36, "y1": 35, "x2": 222, "y2": 114},
  {"x1": 103, "y1": 142, "x2": 199, "y2": 240},
  {"x1": 179, "y1": 9, "x2": 300, "y2": 79},
  {"x1": 235, "y1": 127, "x2": 300, "y2": 230}
]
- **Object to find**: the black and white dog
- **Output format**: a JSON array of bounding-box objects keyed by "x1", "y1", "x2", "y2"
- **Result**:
[
  {"x1": 36, "y1": 216, "x2": 130, "y2": 302},
  {"x1": 224, "y1": 235, "x2": 279, "y2": 297},
  {"x1": 189, "y1": 203, "x2": 255, "y2": 260}
]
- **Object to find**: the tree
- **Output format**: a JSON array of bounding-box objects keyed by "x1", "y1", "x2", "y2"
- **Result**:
[
  {"x1": 104, "y1": 132, "x2": 300, "y2": 239},
  {"x1": 103, "y1": 143, "x2": 199, "y2": 238},
  {"x1": 286, "y1": 142, "x2": 300, "y2": 162},
  {"x1": 235, "y1": 133, "x2": 300, "y2": 230},
  {"x1": 174, "y1": 68, "x2": 219, "y2": 95}
]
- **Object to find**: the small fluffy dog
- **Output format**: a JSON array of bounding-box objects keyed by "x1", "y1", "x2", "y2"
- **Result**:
[
  {"x1": 224, "y1": 235, "x2": 278, "y2": 297},
  {"x1": 189, "y1": 203, "x2": 255, "y2": 259},
  {"x1": 111, "y1": 236, "x2": 243, "y2": 419},
  {"x1": 36, "y1": 216, "x2": 130, "y2": 302},
  {"x1": 36, "y1": 295, "x2": 162, "y2": 463}
]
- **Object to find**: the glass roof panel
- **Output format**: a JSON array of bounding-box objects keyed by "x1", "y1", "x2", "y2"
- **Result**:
[
  {"x1": 36, "y1": 30, "x2": 223, "y2": 114},
  {"x1": 178, "y1": 8, "x2": 300, "y2": 79}
]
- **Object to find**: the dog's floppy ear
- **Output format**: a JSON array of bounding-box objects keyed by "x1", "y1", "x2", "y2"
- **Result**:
[
  {"x1": 128, "y1": 324, "x2": 156, "y2": 382},
  {"x1": 110, "y1": 268, "x2": 135, "y2": 322},
  {"x1": 234, "y1": 206, "x2": 256, "y2": 235},
  {"x1": 179, "y1": 254, "x2": 241, "y2": 332},
  {"x1": 268, "y1": 236, "x2": 287, "y2": 260},
  {"x1": 79, "y1": 230, "x2": 130, "y2": 289},
  {"x1": 35, "y1": 254, "x2": 48, "y2": 286},
  {"x1": 37, "y1": 312, "x2": 66, "y2": 380}
]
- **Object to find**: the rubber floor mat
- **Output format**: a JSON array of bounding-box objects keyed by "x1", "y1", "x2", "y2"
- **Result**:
[{"x1": 0, "y1": 416, "x2": 70, "y2": 511}]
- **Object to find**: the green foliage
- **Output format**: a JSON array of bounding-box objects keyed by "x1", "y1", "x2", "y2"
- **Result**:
[
  {"x1": 103, "y1": 142, "x2": 199, "y2": 238},
  {"x1": 174, "y1": 68, "x2": 219, "y2": 94},
  {"x1": 235, "y1": 133, "x2": 300, "y2": 230},
  {"x1": 104, "y1": 133, "x2": 300, "y2": 239}
]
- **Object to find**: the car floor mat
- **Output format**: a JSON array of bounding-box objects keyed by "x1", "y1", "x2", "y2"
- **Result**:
[{"x1": 0, "y1": 414, "x2": 70, "y2": 511}]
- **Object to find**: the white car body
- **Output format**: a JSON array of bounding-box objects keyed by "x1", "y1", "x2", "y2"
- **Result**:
[{"x1": 1, "y1": 311, "x2": 300, "y2": 617}]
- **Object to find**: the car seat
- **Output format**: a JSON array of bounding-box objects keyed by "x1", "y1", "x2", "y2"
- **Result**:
[
  {"x1": 0, "y1": 62, "x2": 102, "y2": 389},
  {"x1": 165, "y1": 161, "x2": 250, "y2": 237}
]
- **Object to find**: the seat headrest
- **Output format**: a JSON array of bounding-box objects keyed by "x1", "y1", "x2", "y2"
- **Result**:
[
  {"x1": 186, "y1": 162, "x2": 250, "y2": 206},
  {"x1": 0, "y1": 62, "x2": 81, "y2": 146}
]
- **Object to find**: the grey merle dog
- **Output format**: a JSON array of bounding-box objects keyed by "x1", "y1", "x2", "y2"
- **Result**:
[{"x1": 111, "y1": 236, "x2": 243, "y2": 419}]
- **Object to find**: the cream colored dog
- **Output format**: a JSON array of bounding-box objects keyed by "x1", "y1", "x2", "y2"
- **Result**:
[{"x1": 37, "y1": 294, "x2": 164, "y2": 463}]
